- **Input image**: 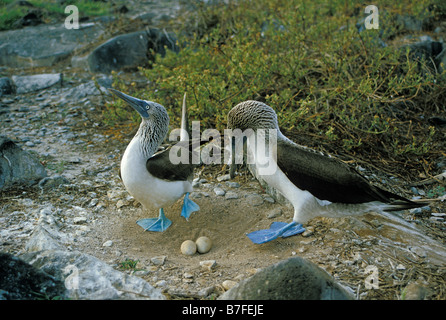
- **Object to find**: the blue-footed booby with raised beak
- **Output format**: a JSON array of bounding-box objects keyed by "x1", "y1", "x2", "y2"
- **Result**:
[
  {"x1": 109, "y1": 89, "x2": 200, "y2": 232},
  {"x1": 227, "y1": 100, "x2": 427, "y2": 244}
]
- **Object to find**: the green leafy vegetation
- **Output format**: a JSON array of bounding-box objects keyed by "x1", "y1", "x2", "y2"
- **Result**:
[
  {"x1": 118, "y1": 258, "x2": 140, "y2": 271},
  {"x1": 0, "y1": 0, "x2": 112, "y2": 30},
  {"x1": 104, "y1": 0, "x2": 445, "y2": 179}
]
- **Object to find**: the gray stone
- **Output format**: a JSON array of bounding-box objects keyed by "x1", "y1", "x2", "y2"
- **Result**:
[
  {"x1": 213, "y1": 187, "x2": 225, "y2": 196},
  {"x1": 20, "y1": 249, "x2": 165, "y2": 300},
  {"x1": 12, "y1": 73, "x2": 63, "y2": 94},
  {"x1": 0, "y1": 136, "x2": 47, "y2": 190},
  {"x1": 217, "y1": 174, "x2": 231, "y2": 181},
  {"x1": 266, "y1": 208, "x2": 282, "y2": 219},
  {"x1": 0, "y1": 77, "x2": 14, "y2": 96},
  {"x1": 225, "y1": 191, "x2": 239, "y2": 200},
  {"x1": 246, "y1": 194, "x2": 264, "y2": 206},
  {"x1": 88, "y1": 28, "x2": 178, "y2": 73},
  {"x1": 37, "y1": 175, "x2": 69, "y2": 190},
  {"x1": 25, "y1": 225, "x2": 65, "y2": 253},
  {"x1": 0, "y1": 22, "x2": 106, "y2": 68},
  {"x1": 218, "y1": 257, "x2": 353, "y2": 300}
]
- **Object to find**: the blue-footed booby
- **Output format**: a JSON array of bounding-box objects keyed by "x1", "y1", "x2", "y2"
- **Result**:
[
  {"x1": 109, "y1": 89, "x2": 200, "y2": 232},
  {"x1": 227, "y1": 100, "x2": 427, "y2": 244}
]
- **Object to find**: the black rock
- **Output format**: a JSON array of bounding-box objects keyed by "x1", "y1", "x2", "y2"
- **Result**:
[
  {"x1": 87, "y1": 28, "x2": 178, "y2": 73},
  {"x1": 0, "y1": 252, "x2": 66, "y2": 300},
  {"x1": 0, "y1": 136, "x2": 47, "y2": 190},
  {"x1": 0, "y1": 77, "x2": 14, "y2": 96}
]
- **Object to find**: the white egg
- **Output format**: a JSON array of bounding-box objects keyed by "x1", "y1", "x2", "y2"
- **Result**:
[
  {"x1": 181, "y1": 240, "x2": 197, "y2": 255},
  {"x1": 195, "y1": 236, "x2": 212, "y2": 254}
]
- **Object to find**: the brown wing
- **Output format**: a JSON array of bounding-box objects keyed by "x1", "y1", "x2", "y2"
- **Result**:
[
  {"x1": 276, "y1": 140, "x2": 406, "y2": 204},
  {"x1": 146, "y1": 138, "x2": 216, "y2": 182}
]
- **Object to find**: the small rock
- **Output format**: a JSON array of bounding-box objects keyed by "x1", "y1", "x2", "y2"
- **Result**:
[
  {"x1": 263, "y1": 195, "x2": 275, "y2": 203},
  {"x1": 102, "y1": 240, "x2": 113, "y2": 247},
  {"x1": 396, "y1": 264, "x2": 406, "y2": 271},
  {"x1": 200, "y1": 260, "x2": 217, "y2": 271},
  {"x1": 409, "y1": 246, "x2": 427, "y2": 258},
  {"x1": 222, "y1": 280, "x2": 238, "y2": 290},
  {"x1": 217, "y1": 174, "x2": 231, "y2": 181},
  {"x1": 246, "y1": 194, "x2": 264, "y2": 206},
  {"x1": 266, "y1": 208, "x2": 282, "y2": 219},
  {"x1": 181, "y1": 240, "x2": 197, "y2": 256},
  {"x1": 214, "y1": 187, "x2": 225, "y2": 196},
  {"x1": 404, "y1": 283, "x2": 428, "y2": 300},
  {"x1": 155, "y1": 280, "x2": 167, "y2": 288},
  {"x1": 302, "y1": 226, "x2": 314, "y2": 237},
  {"x1": 116, "y1": 199, "x2": 127, "y2": 208},
  {"x1": 151, "y1": 256, "x2": 167, "y2": 265},
  {"x1": 12, "y1": 73, "x2": 63, "y2": 94},
  {"x1": 225, "y1": 191, "x2": 239, "y2": 200},
  {"x1": 183, "y1": 272, "x2": 194, "y2": 279},
  {"x1": 196, "y1": 236, "x2": 212, "y2": 254},
  {"x1": 0, "y1": 77, "x2": 14, "y2": 96},
  {"x1": 73, "y1": 216, "x2": 87, "y2": 224},
  {"x1": 38, "y1": 175, "x2": 69, "y2": 190},
  {"x1": 225, "y1": 181, "x2": 240, "y2": 188}
]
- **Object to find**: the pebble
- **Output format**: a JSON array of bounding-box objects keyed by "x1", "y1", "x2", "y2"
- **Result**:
[
  {"x1": 155, "y1": 280, "x2": 167, "y2": 288},
  {"x1": 181, "y1": 240, "x2": 197, "y2": 255},
  {"x1": 396, "y1": 264, "x2": 406, "y2": 271},
  {"x1": 213, "y1": 187, "x2": 226, "y2": 196},
  {"x1": 302, "y1": 226, "x2": 314, "y2": 237},
  {"x1": 403, "y1": 283, "x2": 428, "y2": 300},
  {"x1": 263, "y1": 195, "x2": 275, "y2": 203},
  {"x1": 246, "y1": 194, "x2": 264, "y2": 206},
  {"x1": 116, "y1": 199, "x2": 127, "y2": 208},
  {"x1": 225, "y1": 181, "x2": 240, "y2": 188},
  {"x1": 200, "y1": 260, "x2": 217, "y2": 271},
  {"x1": 102, "y1": 240, "x2": 113, "y2": 247},
  {"x1": 225, "y1": 191, "x2": 239, "y2": 200},
  {"x1": 73, "y1": 216, "x2": 88, "y2": 224},
  {"x1": 222, "y1": 280, "x2": 238, "y2": 290},
  {"x1": 217, "y1": 174, "x2": 231, "y2": 181},
  {"x1": 183, "y1": 272, "x2": 193, "y2": 279},
  {"x1": 151, "y1": 256, "x2": 166, "y2": 265},
  {"x1": 266, "y1": 208, "x2": 282, "y2": 219},
  {"x1": 196, "y1": 236, "x2": 212, "y2": 254}
]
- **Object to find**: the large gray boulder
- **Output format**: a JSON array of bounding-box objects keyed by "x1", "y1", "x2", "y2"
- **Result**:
[
  {"x1": 87, "y1": 28, "x2": 178, "y2": 73},
  {"x1": 20, "y1": 249, "x2": 166, "y2": 300},
  {"x1": 0, "y1": 136, "x2": 47, "y2": 190},
  {"x1": 12, "y1": 73, "x2": 63, "y2": 94},
  {"x1": 0, "y1": 22, "x2": 105, "y2": 68},
  {"x1": 219, "y1": 257, "x2": 353, "y2": 300}
]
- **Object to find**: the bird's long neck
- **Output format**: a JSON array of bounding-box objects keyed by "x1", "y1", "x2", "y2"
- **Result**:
[{"x1": 133, "y1": 119, "x2": 167, "y2": 159}]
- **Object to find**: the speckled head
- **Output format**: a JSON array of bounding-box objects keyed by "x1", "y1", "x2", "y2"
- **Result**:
[
  {"x1": 109, "y1": 88, "x2": 169, "y2": 156},
  {"x1": 228, "y1": 100, "x2": 279, "y2": 131},
  {"x1": 109, "y1": 88, "x2": 169, "y2": 124}
]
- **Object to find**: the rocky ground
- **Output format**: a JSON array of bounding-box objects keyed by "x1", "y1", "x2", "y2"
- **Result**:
[{"x1": 1, "y1": 1, "x2": 445, "y2": 300}]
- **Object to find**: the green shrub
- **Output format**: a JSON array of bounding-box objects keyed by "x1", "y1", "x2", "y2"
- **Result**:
[{"x1": 106, "y1": 0, "x2": 445, "y2": 176}]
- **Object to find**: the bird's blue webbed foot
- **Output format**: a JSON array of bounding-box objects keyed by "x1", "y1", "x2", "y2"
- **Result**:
[
  {"x1": 246, "y1": 221, "x2": 305, "y2": 244},
  {"x1": 137, "y1": 208, "x2": 172, "y2": 232},
  {"x1": 180, "y1": 192, "x2": 200, "y2": 220}
]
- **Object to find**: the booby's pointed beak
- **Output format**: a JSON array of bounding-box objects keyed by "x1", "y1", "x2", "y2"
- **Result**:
[{"x1": 109, "y1": 88, "x2": 149, "y2": 118}]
